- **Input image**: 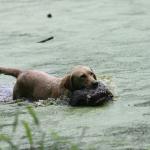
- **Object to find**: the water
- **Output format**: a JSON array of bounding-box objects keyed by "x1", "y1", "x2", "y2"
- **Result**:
[{"x1": 0, "y1": 0, "x2": 150, "y2": 149}]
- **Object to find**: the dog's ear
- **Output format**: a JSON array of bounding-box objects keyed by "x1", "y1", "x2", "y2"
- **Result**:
[
  {"x1": 90, "y1": 68, "x2": 97, "y2": 80},
  {"x1": 93, "y1": 73, "x2": 97, "y2": 80},
  {"x1": 61, "y1": 75, "x2": 72, "y2": 90}
]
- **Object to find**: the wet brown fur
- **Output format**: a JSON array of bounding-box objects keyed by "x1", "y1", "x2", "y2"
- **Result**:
[{"x1": 0, "y1": 66, "x2": 97, "y2": 101}]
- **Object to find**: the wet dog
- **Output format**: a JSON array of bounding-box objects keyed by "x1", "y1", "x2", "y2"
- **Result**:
[{"x1": 0, "y1": 66, "x2": 98, "y2": 101}]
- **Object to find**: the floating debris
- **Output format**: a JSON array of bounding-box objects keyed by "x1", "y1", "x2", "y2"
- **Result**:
[
  {"x1": 47, "y1": 13, "x2": 52, "y2": 18},
  {"x1": 37, "y1": 36, "x2": 54, "y2": 43}
]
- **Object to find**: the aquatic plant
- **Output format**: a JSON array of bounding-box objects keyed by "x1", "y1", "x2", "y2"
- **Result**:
[{"x1": 0, "y1": 105, "x2": 79, "y2": 150}]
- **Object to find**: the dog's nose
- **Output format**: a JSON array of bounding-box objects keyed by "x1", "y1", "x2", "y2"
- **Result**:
[{"x1": 92, "y1": 81, "x2": 98, "y2": 88}]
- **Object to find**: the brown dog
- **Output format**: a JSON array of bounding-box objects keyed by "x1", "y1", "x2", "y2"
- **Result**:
[{"x1": 0, "y1": 66, "x2": 98, "y2": 101}]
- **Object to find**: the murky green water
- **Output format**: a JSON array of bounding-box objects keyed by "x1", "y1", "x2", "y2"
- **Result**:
[{"x1": 0, "y1": 0, "x2": 150, "y2": 149}]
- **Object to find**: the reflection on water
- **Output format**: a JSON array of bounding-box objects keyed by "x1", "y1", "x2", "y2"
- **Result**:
[
  {"x1": 0, "y1": 0, "x2": 150, "y2": 149},
  {"x1": 0, "y1": 85, "x2": 12, "y2": 102}
]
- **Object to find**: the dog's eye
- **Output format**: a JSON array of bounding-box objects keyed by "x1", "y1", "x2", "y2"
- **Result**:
[
  {"x1": 89, "y1": 72, "x2": 94, "y2": 76},
  {"x1": 80, "y1": 74, "x2": 86, "y2": 79}
]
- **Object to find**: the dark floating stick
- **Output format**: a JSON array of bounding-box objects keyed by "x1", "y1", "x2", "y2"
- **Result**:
[{"x1": 37, "y1": 36, "x2": 54, "y2": 43}]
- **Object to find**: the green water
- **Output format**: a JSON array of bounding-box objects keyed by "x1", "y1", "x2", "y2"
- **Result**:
[{"x1": 0, "y1": 0, "x2": 150, "y2": 149}]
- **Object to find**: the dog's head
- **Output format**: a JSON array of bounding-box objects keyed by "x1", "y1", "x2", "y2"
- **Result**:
[{"x1": 62, "y1": 66, "x2": 98, "y2": 91}]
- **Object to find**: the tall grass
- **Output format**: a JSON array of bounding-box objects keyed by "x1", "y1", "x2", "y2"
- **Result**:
[{"x1": 0, "y1": 105, "x2": 79, "y2": 150}]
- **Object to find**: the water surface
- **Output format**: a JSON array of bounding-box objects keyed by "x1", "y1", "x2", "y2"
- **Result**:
[{"x1": 0, "y1": 0, "x2": 150, "y2": 149}]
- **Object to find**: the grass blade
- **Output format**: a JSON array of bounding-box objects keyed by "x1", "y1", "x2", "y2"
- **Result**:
[
  {"x1": 26, "y1": 105, "x2": 39, "y2": 126},
  {"x1": 0, "y1": 134, "x2": 17, "y2": 149},
  {"x1": 22, "y1": 121, "x2": 33, "y2": 148},
  {"x1": 39, "y1": 132, "x2": 45, "y2": 150},
  {"x1": 12, "y1": 110, "x2": 19, "y2": 132}
]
